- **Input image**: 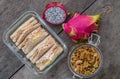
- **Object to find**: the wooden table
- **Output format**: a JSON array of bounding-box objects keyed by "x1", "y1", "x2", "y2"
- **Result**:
[{"x1": 0, "y1": 0, "x2": 120, "y2": 79}]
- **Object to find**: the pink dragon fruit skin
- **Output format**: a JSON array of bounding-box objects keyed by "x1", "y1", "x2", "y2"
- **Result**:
[{"x1": 62, "y1": 13, "x2": 101, "y2": 43}]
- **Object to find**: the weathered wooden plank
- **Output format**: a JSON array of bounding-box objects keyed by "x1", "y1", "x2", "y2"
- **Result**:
[
  {"x1": 58, "y1": 0, "x2": 120, "y2": 79},
  {"x1": 11, "y1": 58, "x2": 72, "y2": 79},
  {"x1": 10, "y1": 0, "x2": 96, "y2": 79},
  {"x1": 0, "y1": 0, "x2": 31, "y2": 79},
  {"x1": 11, "y1": 32, "x2": 74, "y2": 79},
  {"x1": 0, "y1": 0, "x2": 72, "y2": 78},
  {"x1": 0, "y1": 0, "x2": 67, "y2": 79},
  {"x1": 84, "y1": 0, "x2": 120, "y2": 79}
]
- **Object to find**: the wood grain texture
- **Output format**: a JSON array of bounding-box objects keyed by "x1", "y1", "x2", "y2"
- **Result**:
[
  {"x1": 84, "y1": 0, "x2": 120, "y2": 79},
  {"x1": 11, "y1": 31, "x2": 75, "y2": 79},
  {"x1": 8, "y1": 0, "x2": 96, "y2": 79},
  {"x1": 11, "y1": 58, "x2": 72, "y2": 79},
  {"x1": 0, "y1": 0, "x2": 31, "y2": 79},
  {"x1": 56, "y1": 0, "x2": 120, "y2": 79}
]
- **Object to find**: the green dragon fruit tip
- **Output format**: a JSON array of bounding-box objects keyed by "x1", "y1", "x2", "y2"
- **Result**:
[
  {"x1": 83, "y1": 34, "x2": 88, "y2": 39},
  {"x1": 69, "y1": 27, "x2": 76, "y2": 36},
  {"x1": 62, "y1": 24, "x2": 64, "y2": 29},
  {"x1": 73, "y1": 40, "x2": 78, "y2": 43},
  {"x1": 91, "y1": 14, "x2": 101, "y2": 22}
]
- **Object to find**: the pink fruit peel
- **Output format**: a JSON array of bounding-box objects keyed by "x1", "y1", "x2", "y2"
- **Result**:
[{"x1": 62, "y1": 13, "x2": 101, "y2": 43}]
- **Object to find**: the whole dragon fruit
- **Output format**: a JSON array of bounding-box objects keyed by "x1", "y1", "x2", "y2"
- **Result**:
[{"x1": 62, "y1": 13, "x2": 101, "y2": 43}]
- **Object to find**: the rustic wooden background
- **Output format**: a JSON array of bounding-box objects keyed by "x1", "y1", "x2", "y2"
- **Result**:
[{"x1": 0, "y1": 0, "x2": 120, "y2": 79}]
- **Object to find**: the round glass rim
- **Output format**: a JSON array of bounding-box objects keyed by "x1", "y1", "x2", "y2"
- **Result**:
[{"x1": 68, "y1": 44, "x2": 103, "y2": 78}]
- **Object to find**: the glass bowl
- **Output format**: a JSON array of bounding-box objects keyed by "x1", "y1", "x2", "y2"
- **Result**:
[{"x1": 68, "y1": 34, "x2": 103, "y2": 79}]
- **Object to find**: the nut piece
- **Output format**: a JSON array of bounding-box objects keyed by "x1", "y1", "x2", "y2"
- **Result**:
[{"x1": 71, "y1": 46, "x2": 100, "y2": 75}]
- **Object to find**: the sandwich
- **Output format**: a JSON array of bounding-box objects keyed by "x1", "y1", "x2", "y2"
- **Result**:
[
  {"x1": 20, "y1": 27, "x2": 49, "y2": 54},
  {"x1": 19, "y1": 29, "x2": 48, "y2": 54},
  {"x1": 26, "y1": 35, "x2": 56, "y2": 64},
  {"x1": 10, "y1": 17, "x2": 41, "y2": 46},
  {"x1": 36, "y1": 44, "x2": 63, "y2": 71},
  {"x1": 15, "y1": 21, "x2": 41, "y2": 46},
  {"x1": 10, "y1": 17, "x2": 35, "y2": 42}
]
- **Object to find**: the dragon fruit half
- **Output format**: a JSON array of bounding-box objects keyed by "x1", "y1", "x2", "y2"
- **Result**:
[
  {"x1": 42, "y1": 2, "x2": 69, "y2": 25},
  {"x1": 62, "y1": 13, "x2": 101, "y2": 43}
]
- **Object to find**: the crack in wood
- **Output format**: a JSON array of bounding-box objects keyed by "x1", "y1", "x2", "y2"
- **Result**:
[{"x1": 9, "y1": 64, "x2": 25, "y2": 79}]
